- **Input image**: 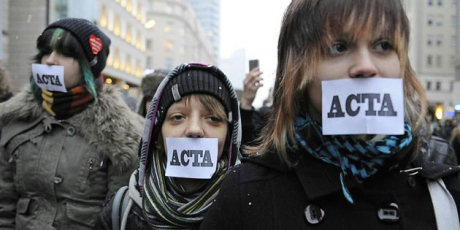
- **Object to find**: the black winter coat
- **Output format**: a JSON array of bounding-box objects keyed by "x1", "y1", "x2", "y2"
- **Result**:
[{"x1": 200, "y1": 146, "x2": 460, "y2": 230}]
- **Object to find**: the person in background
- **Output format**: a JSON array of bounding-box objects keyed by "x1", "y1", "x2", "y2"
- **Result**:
[
  {"x1": 137, "y1": 69, "x2": 169, "y2": 117},
  {"x1": 94, "y1": 62, "x2": 241, "y2": 230},
  {"x1": 240, "y1": 67, "x2": 270, "y2": 148},
  {"x1": 200, "y1": 1, "x2": 460, "y2": 229},
  {"x1": 0, "y1": 18, "x2": 142, "y2": 230},
  {"x1": 451, "y1": 126, "x2": 460, "y2": 164}
]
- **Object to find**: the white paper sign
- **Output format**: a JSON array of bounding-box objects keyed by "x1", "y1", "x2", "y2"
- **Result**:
[
  {"x1": 321, "y1": 78, "x2": 404, "y2": 135},
  {"x1": 165, "y1": 138, "x2": 218, "y2": 179},
  {"x1": 32, "y1": 64, "x2": 67, "y2": 92}
]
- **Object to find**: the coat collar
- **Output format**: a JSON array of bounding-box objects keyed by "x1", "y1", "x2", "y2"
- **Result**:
[
  {"x1": 0, "y1": 85, "x2": 144, "y2": 173},
  {"x1": 244, "y1": 143, "x2": 417, "y2": 200}
]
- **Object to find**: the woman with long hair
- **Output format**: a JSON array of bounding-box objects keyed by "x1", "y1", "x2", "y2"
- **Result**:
[{"x1": 200, "y1": 1, "x2": 460, "y2": 229}]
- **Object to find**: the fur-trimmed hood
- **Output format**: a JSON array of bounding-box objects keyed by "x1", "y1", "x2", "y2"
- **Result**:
[{"x1": 0, "y1": 85, "x2": 144, "y2": 172}]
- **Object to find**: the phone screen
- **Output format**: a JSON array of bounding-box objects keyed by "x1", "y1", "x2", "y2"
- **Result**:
[{"x1": 249, "y1": 59, "x2": 259, "y2": 72}]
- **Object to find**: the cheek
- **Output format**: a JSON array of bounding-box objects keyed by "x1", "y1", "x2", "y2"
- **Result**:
[{"x1": 382, "y1": 55, "x2": 401, "y2": 78}]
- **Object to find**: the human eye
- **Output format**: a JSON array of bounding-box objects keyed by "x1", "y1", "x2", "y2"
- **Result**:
[
  {"x1": 206, "y1": 115, "x2": 224, "y2": 123},
  {"x1": 169, "y1": 114, "x2": 185, "y2": 121},
  {"x1": 329, "y1": 41, "x2": 348, "y2": 55},
  {"x1": 374, "y1": 40, "x2": 394, "y2": 52}
]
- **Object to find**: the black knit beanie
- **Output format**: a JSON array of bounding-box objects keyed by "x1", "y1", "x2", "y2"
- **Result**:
[
  {"x1": 158, "y1": 67, "x2": 232, "y2": 121},
  {"x1": 43, "y1": 18, "x2": 111, "y2": 78}
]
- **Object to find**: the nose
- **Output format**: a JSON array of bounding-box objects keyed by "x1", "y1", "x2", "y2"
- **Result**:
[
  {"x1": 186, "y1": 118, "x2": 204, "y2": 138},
  {"x1": 44, "y1": 51, "x2": 58, "y2": 65},
  {"x1": 349, "y1": 48, "x2": 377, "y2": 78}
]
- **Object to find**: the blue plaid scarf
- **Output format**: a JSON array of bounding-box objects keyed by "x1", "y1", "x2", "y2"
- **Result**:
[{"x1": 294, "y1": 113, "x2": 413, "y2": 203}]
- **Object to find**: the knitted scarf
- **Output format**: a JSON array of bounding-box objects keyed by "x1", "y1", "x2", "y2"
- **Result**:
[
  {"x1": 142, "y1": 149, "x2": 228, "y2": 229},
  {"x1": 294, "y1": 112, "x2": 413, "y2": 204},
  {"x1": 41, "y1": 86, "x2": 94, "y2": 120},
  {"x1": 40, "y1": 77, "x2": 103, "y2": 120}
]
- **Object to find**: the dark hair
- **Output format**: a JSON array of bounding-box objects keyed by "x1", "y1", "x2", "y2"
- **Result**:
[{"x1": 30, "y1": 28, "x2": 97, "y2": 99}]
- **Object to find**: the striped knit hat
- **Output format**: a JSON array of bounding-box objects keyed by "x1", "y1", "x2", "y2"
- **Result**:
[{"x1": 43, "y1": 18, "x2": 111, "y2": 78}]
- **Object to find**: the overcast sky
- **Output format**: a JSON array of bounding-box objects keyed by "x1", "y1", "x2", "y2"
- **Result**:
[{"x1": 220, "y1": 0, "x2": 291, "y2": 108}]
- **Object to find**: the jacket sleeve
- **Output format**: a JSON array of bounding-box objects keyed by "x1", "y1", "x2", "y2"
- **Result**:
[
  {"x1": 200, "y1": 165, "x2": 244, "y2": 230},
  {"x1": 0, "y1": 145, "x2": 18, "y2": 229}
]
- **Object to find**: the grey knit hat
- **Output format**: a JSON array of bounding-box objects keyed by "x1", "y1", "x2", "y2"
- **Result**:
[{"x1": 43, "y1": 18, "x2": 111, "y2": 78}]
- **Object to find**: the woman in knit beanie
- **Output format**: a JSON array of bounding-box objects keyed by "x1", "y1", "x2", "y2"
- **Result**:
[
  {"x1": 95, "y1": 62, "x2": 241, "y2": 230},
  {"x1": 0, "y1": 18, "x2": 143, "y2": 230}
]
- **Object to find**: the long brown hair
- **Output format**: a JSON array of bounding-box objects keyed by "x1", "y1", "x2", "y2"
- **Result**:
[{"x1": 250, "y1": 0, "x2": 426, "y2": 166}]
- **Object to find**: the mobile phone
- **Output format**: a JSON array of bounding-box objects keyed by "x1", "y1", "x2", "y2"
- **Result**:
[{"x1": 249, "y1": 59, "x2": 259, "y2": 72}]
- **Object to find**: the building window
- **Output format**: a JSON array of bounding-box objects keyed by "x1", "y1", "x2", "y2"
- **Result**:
[
  {"x1": 428, "y1": 15, "x2": 434, "y2": 26},
  {"x1": 454, "y1": 0, "x2": 458, "y2": 6},
  {"x1": 436, "y1": 81, "x2": 441, "y2": 91},
  {"x1": 125, "y1": 54, "x2": 132, "y2": 74},
  {"x1": 428, "y1": 35, "x2": 434, "y2": 46},
  {"x1": 428, "y1": 0, "x2": 433, "y2": 5},
  {"x1": 146, "y1": 39, "x2": 152, "y2": 50},
  {"x1": 135, "y1": 59, "x2": 142, "y2": 77},
  {"x1": 107, "y1": 49, "x2": 114, "y2": 67},
  {"x1": 452, "y1": 55, "x2": 457, "y2": 66},
  {"x1": 127, "y1": 0, "x2": 132, "y2": 12},
  {"x1": 437, "y1": 16, "x2": 443, "y2": 26},
  {"x1": 453, "y1": 15, "x2": 458, "y2": 27},
  {"x1": 114, "y1": 14, "x2": 121, "y2": 36},
  {"x1": 108, "y1": 8, "x2": 114, "y2": 32},
  {"x1": 114, "y1": 49, "x2": 120, "y2": 69},
  {"x1": 437, "y1": 55, "x2": 443, "y2": 67},
  {"x1": 100, "y1": 4, "x2": 107, "y2": 28},
  {"x1": 427, "y1": 55, "x2": 433, "y2": 67},
  {"x1": 137, "y1": 3, "x2": 142, "y2": 21},
  {"x1": 453, "y1": 35, "x2": 458, "y2": 48},
  {"x1": 438, "y1": 0, "x2": 443, "y2": 5},
  {"x1": 427, "y1": 81, "x2": 432, "y2": 90},
  {"x1": 165, "y1": 41, "x2": 173, "y2": 51},
  {"x1": 136, "y1": 31, "x2": 141, "y2": 49},
  {"x1": 126, "y1": 24, "x2": 132, "y2": 43},
  {"x1": 437, "y1": 35, "x2": 443, "y2": 46},
  {"x1": 164, "y1": 23, "x2": 173, "y2": 33}
]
